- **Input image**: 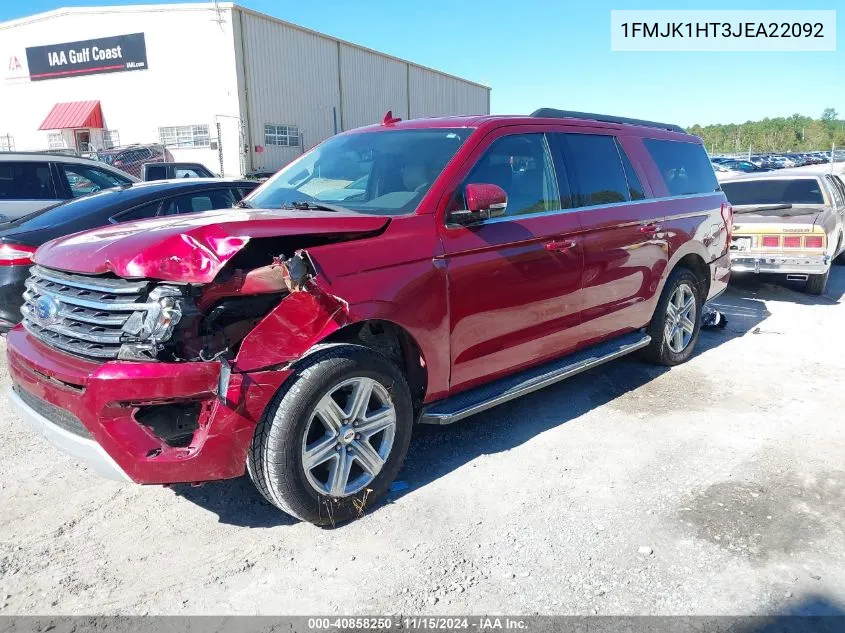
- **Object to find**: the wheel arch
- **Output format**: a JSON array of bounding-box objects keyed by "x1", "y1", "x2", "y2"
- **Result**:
[
  {"x1": 320, "y1": 319, "x2": 428, "y2": 410},
  {"x1": 664, "y1": 241, "x2": 712, "y2": 301}
]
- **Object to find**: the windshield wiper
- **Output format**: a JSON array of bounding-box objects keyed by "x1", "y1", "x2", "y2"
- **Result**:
[
  {"x1": 281, "y1": 200, "x2": 349, "y2": 213},
  {"x1": 279, "y1": 200, "x2": 349, "y2": 213},
  {"x1": 733, "y1": 203, "x2": 793, "y2": 214}
]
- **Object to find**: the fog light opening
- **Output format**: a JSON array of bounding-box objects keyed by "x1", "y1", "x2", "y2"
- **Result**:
[{"x1": 135, "y1": 402, "x2": 201, "y2": 448}]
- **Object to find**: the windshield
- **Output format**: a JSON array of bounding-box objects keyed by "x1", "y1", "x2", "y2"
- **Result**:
[
  {"x1": 245, "y1": 128, "x2": 472, "y2": 215},
  {"x1": 722, "y1": 179, "x2": 825, "y2": 206}
]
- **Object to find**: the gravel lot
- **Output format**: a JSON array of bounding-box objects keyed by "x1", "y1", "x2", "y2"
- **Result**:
[{"x1": 1, "y1": 270, "x2": 844, "y2": 616}]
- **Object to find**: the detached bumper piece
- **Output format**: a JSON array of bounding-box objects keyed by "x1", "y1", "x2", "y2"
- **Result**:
[{"x1": 730, "y1": 253, "x2": 829, "y2": 275}]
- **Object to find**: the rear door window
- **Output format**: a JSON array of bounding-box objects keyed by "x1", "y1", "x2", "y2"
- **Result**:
[
  {"x1": 643, "y1": 139, "x2": 719, "y2": 196},
  {"x1": 111, "y1": 200, "x2": 163, "y2": 223},
  {"x1": 160, "y1": 189, "x2": 236, "y2": 216},
  {"x1": 0, "y1": 162, "x2": 57, "y2": 200},
  {"x1": 174, "y1": 168, "x2": 204, "y2": 178},
  {"x1": 60, "y1": 164, "x2": 130, "y2": 197},
  {"x1": 555, "y1": 133, "x2": 630, "y2": 207},
  {"x1": 145, "y1": 165, "x2": 168, "y2": 181}
]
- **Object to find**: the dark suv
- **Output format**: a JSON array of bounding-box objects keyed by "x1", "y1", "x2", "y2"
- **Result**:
[{"x1": 7, "y1": 109, "x2": 731, "y2": 525}]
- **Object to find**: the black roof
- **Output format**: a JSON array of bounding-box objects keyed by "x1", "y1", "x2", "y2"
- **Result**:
[{"x1": 531, "y1": 108, "x2": 685, "y2": 133}]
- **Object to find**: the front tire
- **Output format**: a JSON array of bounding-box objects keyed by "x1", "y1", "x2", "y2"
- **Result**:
[
  {"x1": 806, "y1": 269, "x2": 829, "y2": 295},
  {"x1": 641, "y1": 267, "x2": 703, "y2": 366},
  {"x1": 247, "y1": 344, "x2": 413, "y2": 526}
]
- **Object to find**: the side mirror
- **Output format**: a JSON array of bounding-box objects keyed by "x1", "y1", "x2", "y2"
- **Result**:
[{"x1": 449, "y1": 183, "x2": 507, "y2": 225}]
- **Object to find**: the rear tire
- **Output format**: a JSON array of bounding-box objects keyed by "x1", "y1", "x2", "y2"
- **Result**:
[
  {"x1": 247, "y1": 344, "x2": 413, "y2": 526},
  {"x1": 806, "y1": 269, "x2": 829, "y2": 295},
  {"x1": 641, "y1": 267, "x2": 703, "y2": 366}
]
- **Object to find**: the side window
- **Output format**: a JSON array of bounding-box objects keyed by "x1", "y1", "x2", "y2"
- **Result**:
[
  {"x1": 231, "y1": 187, "x2": 254, "y2": 202},
  {"x1": 462, "y1": 133, "x2": 560, "y2": 217},
  {"x1": 0, "y1": 162, "x2": 56, "y2": 200},
  {"x1": 643, "y1": 139, "x2": 719, "y2": 196},
  {"x1": 145, "y1": 165, "x2": 168, "y2": 181},
  {"x1": 111, "y1": 200, "x2": 162, "y2": 223},
  {"x1": 617, "y1": 143, "x2": 646, "y2": 200},
  {"x1": 823, "y1": 175, "x2": 844, "y2": 207},
  {"x1": 174, "y1": 168, "x2": 202, "y2": 178},
  {"x1": 161, "y1": 190, "x2": 235, "y2": 216},
  {"x1": 833, "y1": 176, "x2": 845, "y2": 204},
  {"x1": 556, "y1": 133, "x2": 629, "y2": 207},
  {"x1": 61, "y1": 164, "x2": 129, "y2": 197}
]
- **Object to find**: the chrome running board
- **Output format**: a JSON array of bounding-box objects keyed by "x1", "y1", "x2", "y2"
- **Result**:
[{"x1": 419, "y1": 332, "x2": 651, "y2": 425}]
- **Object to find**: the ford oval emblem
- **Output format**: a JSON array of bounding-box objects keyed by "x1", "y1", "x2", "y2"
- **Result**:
[{"x1": 34, "y1": 295, "x2": 60, "y2": 326}]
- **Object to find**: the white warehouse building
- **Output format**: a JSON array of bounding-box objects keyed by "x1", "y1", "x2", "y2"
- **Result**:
[{"x1": 0, "y1": 3, "x2": 490, "y2": 176}]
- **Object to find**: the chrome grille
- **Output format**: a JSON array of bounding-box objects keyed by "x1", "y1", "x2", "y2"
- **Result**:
[{"x1": 22, "y1": 266, "x2": 152, "y2": 360}]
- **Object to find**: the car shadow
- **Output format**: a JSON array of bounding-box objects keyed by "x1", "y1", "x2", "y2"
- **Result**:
[
  {"x1": 172, "y1": 285, "x2": 771, "y2": 528},
  {"x1": 738, "y1": 594, "x2": 845, "y2": 632},
  {"x1": 168, "y1": 474, "x2": 298, "y2": 528},
  {"x1": 730, "y1": 265, "x2": 845, "y2": 305}
]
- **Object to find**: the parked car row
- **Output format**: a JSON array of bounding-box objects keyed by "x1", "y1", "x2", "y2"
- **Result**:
[
  {"x1": 3, "y1": 108, "x2": 735, "y2": 525},
  {"x1": 712, "y1": 151, "x2": 838, "y2": 175}
]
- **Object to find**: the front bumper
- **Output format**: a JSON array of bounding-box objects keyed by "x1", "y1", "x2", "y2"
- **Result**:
[
  {"x1": 8, "y1": 385, "x2": 130, "y2": 481},
  {"x1": 730, "y1": 252, "x2": 830, "y2": 275},
  {"x1": 6, "y1": 326, "x2": 292, "y2": 484}
]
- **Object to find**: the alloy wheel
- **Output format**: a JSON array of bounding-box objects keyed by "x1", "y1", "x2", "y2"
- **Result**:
[
  {"x1": 664, "y1": 283, "x2": 697, "y2": 353},
  {"x1": 300, "y1": 377, "x2": 396, "y2": 497}
]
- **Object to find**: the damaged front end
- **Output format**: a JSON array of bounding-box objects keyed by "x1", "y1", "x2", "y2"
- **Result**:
[
  {"x1": 11, "y1": 238, "x2": 360, "y2": 484},
  {"x1": 23, "y1": 238, "x2": 353, "y2": 368}
]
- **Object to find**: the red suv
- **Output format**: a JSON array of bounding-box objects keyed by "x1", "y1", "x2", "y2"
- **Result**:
[{"x1": 7, "y1": 110, "x2": 731, "y2": 525}]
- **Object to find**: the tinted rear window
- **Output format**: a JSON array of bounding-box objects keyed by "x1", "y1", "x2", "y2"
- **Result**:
[
  {"x1": 721, "y1": 179, "x2": 825, "y2": 206},
  {"x1": 644, "y1": 139, "x2": 718, "y2": 196},
  {"x1": 557, "y1": 134, "x2": 629, "y2": 207},
  {"x1": 0, "y1": 162, "x2": 56, "y2": 200}
]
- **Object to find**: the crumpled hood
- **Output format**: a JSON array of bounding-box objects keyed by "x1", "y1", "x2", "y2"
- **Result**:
[{"x1": 34, "y1": 208, "x2": 390, "y2": 283}]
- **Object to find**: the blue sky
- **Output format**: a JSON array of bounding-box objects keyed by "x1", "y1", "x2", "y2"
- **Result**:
[{"x1": 3, "y1": 0, "x2": 842, "y2": 126}]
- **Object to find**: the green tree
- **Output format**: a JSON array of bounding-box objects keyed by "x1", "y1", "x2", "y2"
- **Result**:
[{"x1": 688, "y1": 111, "x2": 844, "y2": 153}]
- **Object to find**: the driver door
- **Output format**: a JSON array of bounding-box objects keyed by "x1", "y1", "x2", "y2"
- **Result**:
[{"x1": 438, "y1": 128, "x2": 584, "y2": 393}]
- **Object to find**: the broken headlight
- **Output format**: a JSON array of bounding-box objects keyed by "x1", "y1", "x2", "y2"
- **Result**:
[{"x1": 118, "y1": 286, "x2": 186, "y2": 360}]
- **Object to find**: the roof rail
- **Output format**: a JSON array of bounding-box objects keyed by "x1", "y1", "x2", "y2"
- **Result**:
[{"x1": 530, "y1": 108, "x2": 685, "y2": 133}]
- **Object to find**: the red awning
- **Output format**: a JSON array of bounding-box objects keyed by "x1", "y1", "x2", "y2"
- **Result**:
[{"x1": 39, "y1": 101, "x2": 103, "y2": 130}]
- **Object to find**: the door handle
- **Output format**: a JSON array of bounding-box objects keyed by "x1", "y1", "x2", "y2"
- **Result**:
[
  {"x1": 545, "y1": 240, "x2": 576, "y2": 252},
  {"x1": 640, "y1": 223, "x2": 662, "y2": 235}
]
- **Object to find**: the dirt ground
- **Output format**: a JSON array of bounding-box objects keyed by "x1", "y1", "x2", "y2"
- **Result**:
[{"x1": 0, "y1": 269, "x2": 843, "y2": 616}]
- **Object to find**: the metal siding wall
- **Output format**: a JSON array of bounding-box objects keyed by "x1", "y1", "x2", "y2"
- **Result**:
[
  {"x1": 408, "y1": 66, "x2": 489, "y2": 118},
  {"x1": 0, "y1": 6, "x2": 242, "y2": 174},
  {"x1": 340, "y1": 44, "x2": 408, "y2": 130},
  {"x1": 240, "y1": 10, "x2": 339, "y2": 171},
  {"x1": 339, "y1": 44, "x2": 408, "y2": 130}
]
